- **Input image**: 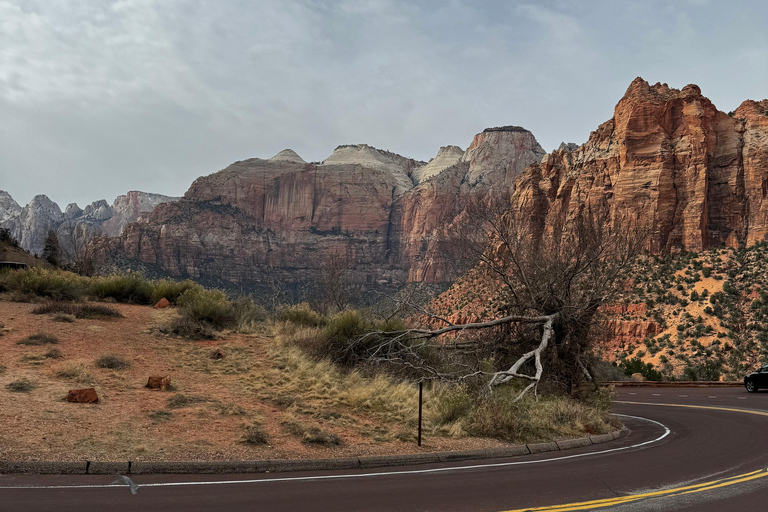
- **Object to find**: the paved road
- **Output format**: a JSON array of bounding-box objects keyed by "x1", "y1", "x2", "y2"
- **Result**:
[{"x1": 2, "y1": 386, "x2": 768, "y2": 511}]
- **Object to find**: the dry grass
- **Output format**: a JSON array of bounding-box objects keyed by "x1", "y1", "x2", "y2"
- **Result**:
[
  {"x1": 53, "y1": 360, "x2": 96, "y2": 384},
  {"x1": 17, "y1": 333, "x2": 59, "y2": 346},
  {"x1": 6, "y1": 378, "x2": 36, "y2": 392}
]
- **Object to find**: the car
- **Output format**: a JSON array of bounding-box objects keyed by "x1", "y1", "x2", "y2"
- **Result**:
[{"x1": 744, "y1": 364, "x2": 768, "y2": 392}]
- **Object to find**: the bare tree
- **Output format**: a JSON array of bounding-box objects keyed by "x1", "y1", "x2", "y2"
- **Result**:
[
  {"x1": 317, "y1": 252, "x2": 351, "y2": 313},
  {"x1": 342, "y1": 197, "x2": 647, "y2": 401},
  {"x1": 59, "y1": 220, "x2": 97, "y2": 274}
]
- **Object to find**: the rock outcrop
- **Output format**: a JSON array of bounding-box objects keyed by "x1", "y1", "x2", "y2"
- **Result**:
[{"x1": 509, "y1": 78, "x2": 768, "y2": 252}]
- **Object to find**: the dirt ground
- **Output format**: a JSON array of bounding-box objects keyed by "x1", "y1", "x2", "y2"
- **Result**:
[{"x1": 0, "y1": 301, "x2": 506, "y2": 462}]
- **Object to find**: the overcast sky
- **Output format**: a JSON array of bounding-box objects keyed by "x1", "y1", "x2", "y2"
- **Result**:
[{"x1": 1, "y1": 0, "x2": 767, "y2": 208}]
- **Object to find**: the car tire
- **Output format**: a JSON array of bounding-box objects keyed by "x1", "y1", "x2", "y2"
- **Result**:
[{"x1": 746, "y1": 380, "x2": 757, "y2": 393}]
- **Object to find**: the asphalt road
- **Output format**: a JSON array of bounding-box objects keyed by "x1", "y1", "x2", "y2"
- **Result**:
[{"x1": 2, "y1": 386, "x2": 768, "y2": 512}]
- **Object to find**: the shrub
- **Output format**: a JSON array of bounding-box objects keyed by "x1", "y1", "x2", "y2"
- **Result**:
[
  {"x1": 0, "y1": 363, "x2": 5, "y2": 374},
  {"x1": 44, "y1": 348, "x2": 63, "y2": 359},
  {"x1": 169, "y1": 315, "x2": 216, "y2": 339},
  {"x1": 17, "y1": 333, "x2": 59, "y2": 346},
  {"x1": 431, "y1": 384, "x2": 472, "y2": 425},
  {"x1": 95, "y1": 354, "x2": 131, "y2": 370},
  {"x1": 301, "y1": 427, "x2": 341, "y2": 445},
  {"x1": 6, "y1": 379, "x2": 35, "y2": 393},
  {"x1": 176, "y1": 288, "x2": 236, "y2": 329},
  {"x1": 52, "y1": 313, "x2": 76, "y2": 323},
  {"x1": 32, "y1": 302, "x2": 123, "y2": 319},
  {"x1": 242, "y1": 425, "x2": 269, "y2": 445},
  {"x1": 274, "y1": 303, "x2": 325, "y2": 327},
  {"x1": 0, "y1": 268, "x2": 86, "y2": 300},
  {"x1": 89, "y1": 273, "x2": 153, "y2": 304},
  {"x1": 232, "y1": 295, "x2": 267, "y2": 332},
  {"x1": 148, "y1": 278, "x2": 202, "y2": 305},
  {"x1": 148, "y1": 410, "x2": 174, "y2": 422}
]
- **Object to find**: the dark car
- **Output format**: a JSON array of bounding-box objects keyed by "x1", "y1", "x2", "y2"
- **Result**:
[{"x1": 744, "y1": 364, "x2": 768, "y2": 392}]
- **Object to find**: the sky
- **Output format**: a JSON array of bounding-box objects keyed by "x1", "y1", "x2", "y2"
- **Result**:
[{"x1": 1, "y1": 0, "x2": 767, "y2": 208}]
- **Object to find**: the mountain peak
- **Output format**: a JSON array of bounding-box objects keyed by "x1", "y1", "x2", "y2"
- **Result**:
[{"x1": 269, "y1": 149, "x2": 306, "y2": 163}]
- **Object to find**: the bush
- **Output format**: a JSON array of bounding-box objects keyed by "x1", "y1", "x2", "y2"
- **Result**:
[
  {"x1": 169, "y1": 315, "x2": 216, "y2": 339},
  {"x1": 6, "y1": 379, "x2": 35, "y2": 393},
  {"x1": 17, "y1": 333, "x2": 59, "y2": 346},
  {"x1": 32, "y1": 302, "x2": 123, "y2": 319},
  {"x1": 274, "y1": 303, "x2": 325, "y2": 327},
  {"x1": 148, "y1": 410, "x2": 174, "y2": 422},
  {"x1": 232, "y1": 295, "x2": 267, "y2": 332},
  {"x1": 431, "y1": 384, "x2": 472, "y2": 425},
  {"x1": 0, "y1": 268, "x2": 86, "y2": 300},
  {"x1": 95, "y1": 354, "x2": 131, "y2": 370},
  {"x1": 176, "y1": 288, "x2": 236, "y2": 329},
  {"x1": 44, "y1": 348, "x2": 63, "y2": 359},
  {"x1": 148, "y1": 278, "x2": 202, "y2": 305},
  {"x1": 301, "y1": 427, "x2": 341, "y2": 445},
  {"x1": 89, "y1": 273, "x2": 153, "y2": 304},
  {"x1": 242, "y1": 425, "x2": 269, "y2": 445}
]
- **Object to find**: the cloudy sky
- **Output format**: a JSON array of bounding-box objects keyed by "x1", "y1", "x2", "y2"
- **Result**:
[{"x1": 1, "y1": 0, "x2": 767, "y2": 208}]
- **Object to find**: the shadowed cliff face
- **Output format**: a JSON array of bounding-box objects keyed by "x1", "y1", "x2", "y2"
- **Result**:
[
  {"x1": 94, "y1": 133, "x2": 546, "y2": 300},
  {"x1": 510, "y1": 77, "x2": 768, "y2": 252}
]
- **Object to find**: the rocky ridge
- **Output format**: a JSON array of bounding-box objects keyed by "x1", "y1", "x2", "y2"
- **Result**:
[{"x1": 0, "y1": 191, "x2": 180, "y2": 257}]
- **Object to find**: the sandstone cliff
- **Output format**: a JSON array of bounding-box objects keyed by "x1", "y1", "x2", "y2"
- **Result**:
[
  {"x1": 510, "y1": 78, "x2": 768, "y2": 252},
  {"x1": 95, "y1": 132, "x2": 546, "y2": 300}
]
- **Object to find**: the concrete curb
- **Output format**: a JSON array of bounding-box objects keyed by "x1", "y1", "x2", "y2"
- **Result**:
[
  {"x1": 0, "y1": 428, "x2": 624, "y2": 475},
  {"x1": 606, "y1": 381, "x2": 741, "y2": 387}
]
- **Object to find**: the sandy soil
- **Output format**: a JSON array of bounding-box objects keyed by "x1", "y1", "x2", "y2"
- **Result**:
[{"x1": 0, "y1": 301, "x2": 506, "y2": 462}]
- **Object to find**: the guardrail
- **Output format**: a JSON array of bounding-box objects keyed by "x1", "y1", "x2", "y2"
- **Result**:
[{"x1": 605, "y1": 381, "x2": 742, "y2": 387}]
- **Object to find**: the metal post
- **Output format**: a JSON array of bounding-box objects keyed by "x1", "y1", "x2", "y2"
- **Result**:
[{"x1": 417, "y1": 381, "x2": 423, "y2": 447}]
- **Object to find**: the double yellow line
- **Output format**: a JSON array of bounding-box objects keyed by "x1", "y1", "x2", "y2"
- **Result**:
[{"x1": 503, "y1": 401, "x2": 768, "y2": 511}]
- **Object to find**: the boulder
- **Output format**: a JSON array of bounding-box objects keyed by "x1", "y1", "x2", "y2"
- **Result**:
[
  {"x1": 153, "y1": 297, "x2": 171, "y2": 309},
  {"x1": 67, "y1": 388, "x2": 99, "y2": 403},
  {"x1": 211, "y1": 348, "x2": 226, "y2": 360},
  {"x1": 146, "y1": 375, "x2": 171, "y2": 390}
]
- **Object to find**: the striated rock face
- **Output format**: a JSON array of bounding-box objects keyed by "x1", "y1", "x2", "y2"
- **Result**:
[
  {"x1": 95, "y1": 132, "x2": 547, "y2": 298},
  {"x1": 0, "y1": 190, "x2": 179, "y2": 256},
  {"x1": 412, "y1": 145, "x2": 464, "y2": 183},
  {"x1": 462, "y1": 126, "x2": 547, "y2": 189},
  {"x1": 509, "y1": 78, "x2": 768, "y2": 252}
]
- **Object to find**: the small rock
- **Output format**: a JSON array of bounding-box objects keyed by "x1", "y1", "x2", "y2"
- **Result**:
[
  {"x1": 146, "y1": 375, "x2": 171, "y2": 390},
  {"x1": 153, "y1": 297, "x2": 171, "y2": 309},
  {"x1": 211, "y1": 348, "x2": 226, "y2": 360},
  {"x1": 67, "y1": 388, "x2": 99, "y2": 403}
]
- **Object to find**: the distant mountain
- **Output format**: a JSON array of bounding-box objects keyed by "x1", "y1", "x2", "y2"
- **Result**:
[{"x1": 0, "y1": 190, "x2": 180, "y2": 257}]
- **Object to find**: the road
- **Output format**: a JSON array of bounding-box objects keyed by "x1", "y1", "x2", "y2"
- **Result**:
[{"x1": 2, "y1": 386, "x2": 768, "y2": 511}]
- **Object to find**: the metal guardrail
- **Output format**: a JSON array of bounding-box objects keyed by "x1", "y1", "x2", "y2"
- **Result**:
[{"x1": 605, "y1": 381, "x2": 742, "y2": 387}]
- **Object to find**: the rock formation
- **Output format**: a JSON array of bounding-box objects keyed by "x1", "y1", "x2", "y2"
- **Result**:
[
  {"x1": 94, "y1": 131, "x2": 546, "y2": 300},
  {"x1": 0, "y1": 190, "x2": 179, "y2": 257},
  {"x1": 509, "y1": 78, "x2": 768, "y2": 252}
]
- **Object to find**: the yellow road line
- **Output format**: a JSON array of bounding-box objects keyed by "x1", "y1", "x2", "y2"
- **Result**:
[{"x1": 501, "y1": 401, "x2": 768, "y2": 512}]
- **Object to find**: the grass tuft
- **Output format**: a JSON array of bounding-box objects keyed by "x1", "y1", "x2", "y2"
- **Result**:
[
  {"x1": 148, "y1": 410, "x2": 174, "y2": 422},
  {"x1": 17, "y1": 333, "x2": 59, "y2": 346},
  {"x1": 166, "y1": 394, "x2": 208, "y2": 409},
  {"x1": 6, "y1": 379, "x2": 36, "y2": 392},
  {"x1": 54, "y1": 361, "x2": 96, "y2": 384},
  {"x1": 95, "y1": 354, "x2": 131, "y2": 370}
]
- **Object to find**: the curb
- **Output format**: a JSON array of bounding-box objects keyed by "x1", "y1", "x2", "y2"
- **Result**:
[
  {"x1": 0, "y1": 428, "x2": 626, "y2": 475},
  {"x1": 606, "y1": 381, "x2": 741, "y2": 388}
]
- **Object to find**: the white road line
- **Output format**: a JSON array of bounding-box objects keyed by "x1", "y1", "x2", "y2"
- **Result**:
[
  {"x1": 652, "y1": 393, "x2": 661, "y2": 396},
  {"x1": 629, "y1": 392, "x2": 637, "y2": 395},
  {"x1": 709, "y1": 396, "x2": 718, "y2": 399},
  {"x1": 0, "y1": 415, "x2": 670, "y2": 491},
  {"x1": 738, "y1": 397, "x2": 747, "y2": 400}
]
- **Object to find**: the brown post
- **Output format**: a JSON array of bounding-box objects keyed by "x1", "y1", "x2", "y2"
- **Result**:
[{"x1": 417, "y1": 381, "x2": 423, "y2": 447}]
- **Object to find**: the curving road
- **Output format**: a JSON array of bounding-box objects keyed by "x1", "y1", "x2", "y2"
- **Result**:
[{"x1": 2, "y1": 387, "x2": 768, "y2": 511}]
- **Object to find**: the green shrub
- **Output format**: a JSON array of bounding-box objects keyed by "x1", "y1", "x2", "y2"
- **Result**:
[
  {"x1": 89, "y1": 273, "x2": 153, "y2": 304},
  {"x1": 0, "y1": 268, "x2": 86, "y2": 300},
  {"x1": 17, "y1": 333, "x2": 59, "y2": 346},
  {"x1": 6, "y1": 379, "x2": 35, "y2": 393},
  {"x1": 232, "y1": 295, "x2": 267, "y2": 332},
  {"x1": 169, "y1": 315, "x2": 216, "y2": 339},
  {"x1": 32, "y1": 302, "x2": 123, "y2": 319},
  {"x1": 95, "y1": 354, "x2": 131, "y2": 370},
  {"x1": 44, "y1": 348, "x2": 63, "y2": 359},
  {"x1": 274, "y1": 303, "x2": 325, "y2": 327},
  {"x1": 177, "y1": 288, "x2": 236, "y2": 329},
  {"x1": 149, "y1": 279, "x2": 202, "y2": 305}
]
